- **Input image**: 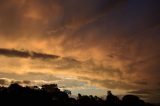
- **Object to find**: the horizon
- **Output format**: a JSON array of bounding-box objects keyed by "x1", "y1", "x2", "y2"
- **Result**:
[
  {"x1": 0, "y1": 0, "x2": 159, "y2": 103},
  {"x1": 0, "y1": 82, "x2": 157, "y2": 104}
]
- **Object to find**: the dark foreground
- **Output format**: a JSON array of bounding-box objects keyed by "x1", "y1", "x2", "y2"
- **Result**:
[{"x1": 0, "y1": 83, "x2": 157, "y2": 106}]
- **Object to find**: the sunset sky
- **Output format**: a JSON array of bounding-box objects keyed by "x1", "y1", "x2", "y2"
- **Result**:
[{"x1": 0, "y1": 0, "x2": 160, "y2": 103}]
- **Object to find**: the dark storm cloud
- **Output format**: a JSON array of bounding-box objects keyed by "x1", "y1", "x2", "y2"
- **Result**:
[
  {"x1": 0, "y1": 0, "x2": 159, "y2": 37},
  {"x1": 58, "y1": 0, "x2": 128, "y2": 28},
  {"x1": 0, "y1": 48, "x2": 59, "y2": 60},
  {"x1": 0, "y1": 0, "x2": 129, "y2": 37}
]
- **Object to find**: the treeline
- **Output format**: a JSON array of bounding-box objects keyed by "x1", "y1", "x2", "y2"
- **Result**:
[{"x1": 0, "y1": 83, "x2": 156, "y2": 106}]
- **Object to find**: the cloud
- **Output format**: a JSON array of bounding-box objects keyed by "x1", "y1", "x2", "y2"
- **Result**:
[
  {"x1": 0, "y1": 72, "x2": 62, "y2": 82},
  {"x1": 128, "y1": 89, "x2": 152, "y2": 95},
  {"x1": 128, "y1": 89, "x2": 160, "y2": 103},
  {"x1": 0, "y1": 0, "x2": 160, "y2": 103},
  {"x1": 133, "y1": 81, "x2": 148, "y2": 85},
  {"x1": 0, "y1": 48, "x2": 59, "y2": 60},
  {"x1": 11, "y1": 80, "x2": 31, "y2": 85},
  {"x1": 0, "y1": 73, "x2": 88, "y2": 90},
  {"x1": 0, "y1": 78, "x2": 10, "y2": 86}
]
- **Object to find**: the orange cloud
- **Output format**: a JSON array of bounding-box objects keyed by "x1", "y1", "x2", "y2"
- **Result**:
[{"x1": 0, "y1": 0, "x2": 159, "y2": 102}]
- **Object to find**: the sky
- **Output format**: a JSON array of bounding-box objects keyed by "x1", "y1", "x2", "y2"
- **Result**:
[{"x1": 0, "y1": 0, "x2": 160, "y2": 103}]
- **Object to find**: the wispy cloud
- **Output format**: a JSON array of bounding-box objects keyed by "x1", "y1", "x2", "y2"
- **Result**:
[{"x1": 0, "y1": 48, "x2": 59, "y2": 60}]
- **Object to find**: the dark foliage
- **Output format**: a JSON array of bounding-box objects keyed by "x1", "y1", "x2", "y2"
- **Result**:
[{"x1": 0, "y1": 83, "x2": 157, "y2": 106}]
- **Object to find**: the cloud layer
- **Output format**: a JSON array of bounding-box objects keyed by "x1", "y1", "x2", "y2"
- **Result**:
[
  {"x1": 0, "y1": 48, "x2": 59, "y2": 59},
  {"x1": 0, "y1": 0, "x2": 160, "y2": 103}
]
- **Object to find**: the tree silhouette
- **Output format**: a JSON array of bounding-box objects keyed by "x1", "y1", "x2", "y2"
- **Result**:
[
  {"x1": 0, "y1": 83, "x2": 157, "y2": 106},
  {"x1": 106, "y1": 91, "x2": 121, "y2": 106},
  {"x1": 122, "y1": 95, "x2": 145, "y2": 106}
]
